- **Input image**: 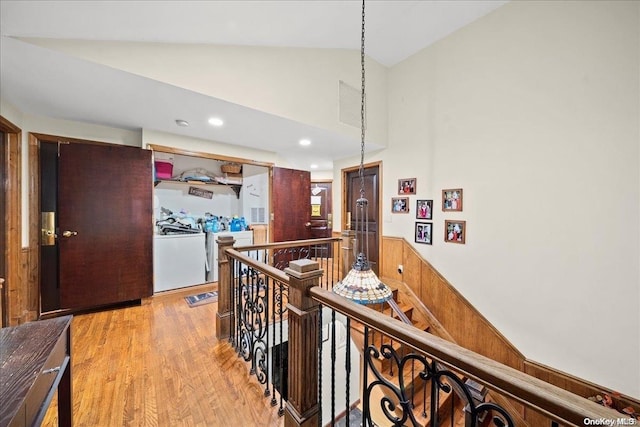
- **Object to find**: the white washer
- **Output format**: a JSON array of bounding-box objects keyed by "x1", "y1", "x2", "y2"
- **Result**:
[
  {"x1": 207, "y1": 230, "x2": 253, "y2": 282},
  {"x1": 153, "y1": 233, "x2": 206, "y2": 292}
]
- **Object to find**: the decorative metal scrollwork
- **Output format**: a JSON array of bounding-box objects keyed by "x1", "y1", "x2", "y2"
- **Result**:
[
  {"x1": 236, "y1": 266, "x2": 269, "y2": 384},
  {"x1": 363, "y1": 341, "x2": 515, "y2": 427},
  {"x1": 272, "y1": 246, "x2": 312, "y2": 270}
]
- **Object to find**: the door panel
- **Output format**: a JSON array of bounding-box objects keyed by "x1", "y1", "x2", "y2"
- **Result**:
[
  {"x1": 310, "y1": 181, "x2": 332, "y2": 257},
  {"x1": 271, "y1": 167, "x2": 311, "y2": 268},
  {"x1": 40, "y1": 141, "x2": 59, "y2": 312},
  {"x1": 58, "y1": 143, "x2": 153, "y2": 309},
  {"x1": 272, "y1": 167, "x2": 311, "y2": 242},
  {"x1": 346, "y1": 166, "x2": 379, "y2": 274}
]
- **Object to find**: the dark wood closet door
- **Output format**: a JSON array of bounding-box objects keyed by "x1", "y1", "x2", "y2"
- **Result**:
[
  {"x1": 272, "y1": 167, "x2": 311, "y2": 242},
  {"x1": 58, "y1": 143, "x2": 152, "y2": 309}
]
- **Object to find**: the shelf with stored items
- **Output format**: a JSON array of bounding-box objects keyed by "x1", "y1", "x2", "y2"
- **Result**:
[{"x1": 153, "y1": 177, "x2": 242, "y2": 198}]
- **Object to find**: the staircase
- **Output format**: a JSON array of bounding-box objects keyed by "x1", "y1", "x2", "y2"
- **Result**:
[{"x1": 348, "y1": 286, "x2": 469, "y2": 427}]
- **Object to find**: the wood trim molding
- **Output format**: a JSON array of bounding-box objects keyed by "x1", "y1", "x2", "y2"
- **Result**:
[
  {"x1": 147, "y1": 143, "x2": 275, "y2": 167},
  {"x1": 0, "y1": 116, "x2": 20, "y2": 133},
  {"x1": 1, "y1": 116, "x2": 23, "y2": 325},
  {"x1": 30, "y1": 132, "x2": 118, "y2": 147}
]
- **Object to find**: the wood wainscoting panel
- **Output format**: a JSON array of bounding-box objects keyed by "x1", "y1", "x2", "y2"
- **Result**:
[
  {"x1": 524, "y1": 360, "x2": 640, "y2": 425},
  {"x1": 403, "y1": 243, "x2": 423, "y2": 299},
  {"x1": 380, "y1": 237, "x2": 403, "y2": 282}
]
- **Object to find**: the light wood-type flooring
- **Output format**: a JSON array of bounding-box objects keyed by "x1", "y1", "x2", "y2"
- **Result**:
[{"x1": 42, "y1": 285, "x2": 284, "y2": 427}]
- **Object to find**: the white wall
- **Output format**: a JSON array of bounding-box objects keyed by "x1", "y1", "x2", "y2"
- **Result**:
[{"x1": 380, "y1": 0, "x2": 639, "y2": 397}]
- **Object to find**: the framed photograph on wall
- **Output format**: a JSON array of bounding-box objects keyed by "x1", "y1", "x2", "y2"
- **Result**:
[
  {"x1": 391, "y1": 197, "x2": 409, "y2": 213},
  {"x1": 444, "y1": 220, "x2": 466, "y2": 244},
  {"x1": 416, "y1": 199, "x2": 433, "y2": 220},
  {"x1": 442, "y1": 188, "x2": 463, "y2": 211},
  {"x1": 398, "y1": 178, "x2": 417, "y2": 195},
  {"x1": 415, "y1": 222, "x2": 433, "y2": 245}
]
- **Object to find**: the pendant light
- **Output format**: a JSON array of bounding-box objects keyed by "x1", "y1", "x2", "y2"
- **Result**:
[{"x1": 332, "y1": 0, "x2": 392, "y2": 305}]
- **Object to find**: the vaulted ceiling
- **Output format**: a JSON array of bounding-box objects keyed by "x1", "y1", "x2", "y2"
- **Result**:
[{"x1": 0, "y1": 1, "x2": 508, "y2": 170}]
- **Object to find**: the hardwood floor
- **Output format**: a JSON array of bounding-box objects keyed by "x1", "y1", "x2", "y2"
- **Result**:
[{"x1": 42, "y1": 285, "x2": 284, "y2": 427}]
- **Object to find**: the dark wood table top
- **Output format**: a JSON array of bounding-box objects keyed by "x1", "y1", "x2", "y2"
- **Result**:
[{"x1": 0, "y1": 315, "x2": 73, "y2": 425}]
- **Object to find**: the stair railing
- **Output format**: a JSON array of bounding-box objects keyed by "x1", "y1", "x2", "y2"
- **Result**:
[
  {"x1": 311, "y1": 286, "x2": 623, "y2": 427},
  {"x1": 218, "y1": 237, "x2": 624, "y2": 427},
  {"x1": 216, "y1": 236, "x2": 343, "y2": 424}
]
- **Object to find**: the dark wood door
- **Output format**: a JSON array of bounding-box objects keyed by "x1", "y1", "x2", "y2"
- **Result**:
[
  {"x1": 346, "y1": 165, "x2": 380, "y2": 274},
  {"x1": 40, "y1": 141, "x2": 59, "y2": 312},
  {"x1": 310, "y1": 181, "x2": 332, "y2": 257},
  {"x1": 58, "y1": 143, "x2": 153, "y2": 310},
  {"x1": 272, "y1": 167, "x2": 311, "y2": 242}
]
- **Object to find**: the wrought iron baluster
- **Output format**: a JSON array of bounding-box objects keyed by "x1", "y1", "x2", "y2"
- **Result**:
[
  {"x1": 345, "y1": 317, "x2": 351, "y2": 426},
  {"x1": 277, "y1": 280, "x2": 285, "y2": 417},
  {"x1": 270, "y1": 276, "x2": 277, "y2": 408},
  {"x1": 318, "y1": 306, "x2": 323, "y2": 427},
  {"x1": 331, "y1": 310, "x2": 336, "y2": 426},
  {"x1": 263, "y1": 271, "x2": 270, "y2": 397},
  {"x1": 363, "y1": 325, "x2": 370, "y2": 427}
]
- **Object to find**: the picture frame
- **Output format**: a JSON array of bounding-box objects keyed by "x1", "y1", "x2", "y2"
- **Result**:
[
  {"x1": 415, "y1": 222, "x2": 433, "y2": 245},
  {"x1": 442, "y1": 188, "x2": 463, "y2": 211},
  {"x1": 416, "y1": 199, "x2": 433, "y2": 220},
  {"x1": 444, "y1": 220, "x2": 466, "y2": 244},
  {"x1": 398, "y1": 178, "x2": 417, "y2": 195},
  {"x1": 391, "y1": 197, "x2": 410, "y2": 213}
]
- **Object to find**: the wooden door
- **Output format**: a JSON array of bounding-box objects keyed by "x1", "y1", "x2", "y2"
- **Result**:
[
  {"x1": 58, "y1": 143, "x2": 153, "y2": 310},
  {"x1": 310, "y1": 181, "x2": 332, "y2": 257},
  {"x1": 271, "y1": 167, "x2": 311, "y2": 242},
  {"x1": 345, "y1": 165, "x2": 380, "y2": 274}
]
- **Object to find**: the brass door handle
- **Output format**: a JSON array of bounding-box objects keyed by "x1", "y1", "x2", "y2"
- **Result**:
[{"x1": 62, "y1": 230, "x2": 78, "y2": 238}]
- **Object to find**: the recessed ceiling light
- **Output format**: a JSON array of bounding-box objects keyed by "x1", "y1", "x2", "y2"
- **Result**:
[
  {"x1": 310, "y1": 164, "x2": 318, "y2": 169},
  {"x1": 175, "y1": 119, "x2": 189, "y2": 127},
  {"x1": 299, "y1": 139, "x2": 311, "y2": 146},
  {"x1": 208, "y1": 117, "x2": 224, "y2": 127}
]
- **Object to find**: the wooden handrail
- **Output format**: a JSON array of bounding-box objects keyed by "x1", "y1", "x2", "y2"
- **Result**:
[
  {"x1": 225, "y1": 248, "x2": 290, "y2": 283},
  {"x1": 233, "y1": 237, "x2": 341, "y2": 252},
  {"x1": 310, "y1": 286, "x2": 621, "y2": 427}
]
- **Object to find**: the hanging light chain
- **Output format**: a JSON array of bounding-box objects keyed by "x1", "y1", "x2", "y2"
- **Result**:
[
  {"x1": 358, "y1": 0, "x2": 369, "y2": 260},
  {"x1": 359, "y1": 0, "x2": 366, "y2": 199}
]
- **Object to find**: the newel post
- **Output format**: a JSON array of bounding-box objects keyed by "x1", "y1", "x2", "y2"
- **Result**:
[
  {"x1": 341, "y1": 230, "x2": 356, "y2": 278},
  {"x1": 284, "y1": 259, "x2": 324, "y2": 427},
  {"x1": 216, "y1": 235, "x2": 235, "y2": 340}
]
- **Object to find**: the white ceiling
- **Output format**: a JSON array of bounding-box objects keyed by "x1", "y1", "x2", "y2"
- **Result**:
[{"x1": 0, "y1": 0, "x2": 508, "y2": 170}]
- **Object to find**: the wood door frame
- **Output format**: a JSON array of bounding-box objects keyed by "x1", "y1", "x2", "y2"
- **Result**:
[
  {"x1": 0, "y1": 116, "x2": 23, "y2": 326},
  {"x1": 341, "y1": 160, "x2": 383, "y2": 267},
  {"x1": 147, "y1": 144, "x2": 275, "y2": 168}
]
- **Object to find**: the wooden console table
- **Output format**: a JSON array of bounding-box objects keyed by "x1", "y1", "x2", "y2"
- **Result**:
[{"x1": 0, "y1": 315, "x2": 73, "y2": 426}]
